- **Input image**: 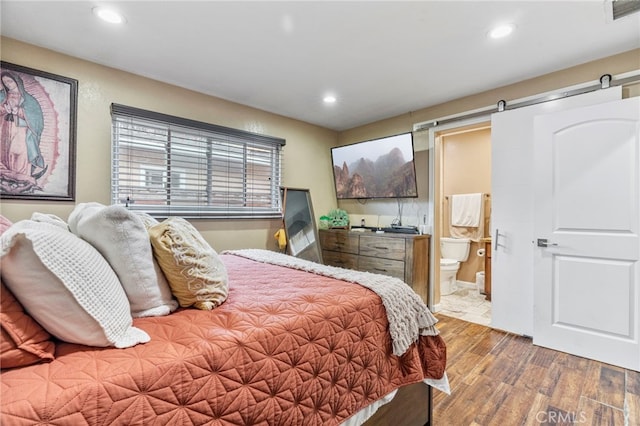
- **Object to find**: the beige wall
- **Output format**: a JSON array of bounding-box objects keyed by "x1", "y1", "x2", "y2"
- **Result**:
[
  {"x1": 441, "y1": 127, "x2": 491, "y2": 283},
  {"x1": 338, "y1": 49, "x2": 640, "y2": 145},
  {"x1": 336, "y1": 48, "x2": 639, "y2": 305},
  {"x1": 337, "y1": 48, "x2": 639, "y2": 233},
  {"x1": 2, "y1": 38, "x2": 638, "y2": 254},
  {"x1": 442, "y1": 129, "x2": 491, "y2": 198},
  {"x1": 0, "y1": 37, "x2": 338, "y2": 251}
]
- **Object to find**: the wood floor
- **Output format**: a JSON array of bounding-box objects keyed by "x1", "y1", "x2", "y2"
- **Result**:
[{"x1": 432, "y1": 314, "x2": 640, "y2": 425}]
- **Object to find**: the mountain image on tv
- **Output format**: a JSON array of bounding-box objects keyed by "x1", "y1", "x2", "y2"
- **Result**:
[{"x1": 333, "y1": 147, "x2": 418, "y2": 199}]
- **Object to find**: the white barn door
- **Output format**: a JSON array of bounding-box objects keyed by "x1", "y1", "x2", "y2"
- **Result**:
[
  {"x1": 490, "y1": 87, "x2": 621, "y2": 336},
  {"x1": 533, "y1": 97, "x2": 640, "y2": 371}
]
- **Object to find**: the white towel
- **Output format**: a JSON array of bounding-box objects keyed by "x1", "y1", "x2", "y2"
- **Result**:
[{"x1": 450, "y1": 193, "x2": 482, "y2": 227}]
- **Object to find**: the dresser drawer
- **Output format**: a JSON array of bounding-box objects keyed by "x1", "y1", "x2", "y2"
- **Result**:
[
  {"x1": 319, "y1": 230, "x2": 430, "y2": 305},
  {"x1": 319, "y1": 230, "x2": 359, "y2": 254},
  {"x1": 359, "y1": 235, "x2": 406, "y2": 261},
  {"x1": 322, "y1": 250, "x2": 358, "y2": 270},
  {"x1": 358, "y1": 256, "x2": 405, "y2": 280}
]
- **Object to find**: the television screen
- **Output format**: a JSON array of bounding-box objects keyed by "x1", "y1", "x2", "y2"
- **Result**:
[{"x1": 331, "y1": 132, "x2": 418, "y2": 200}]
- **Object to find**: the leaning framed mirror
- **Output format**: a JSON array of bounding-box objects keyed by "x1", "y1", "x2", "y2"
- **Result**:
[{"x1": 280, "y1": 187, "x2": 323, "y2": 264}]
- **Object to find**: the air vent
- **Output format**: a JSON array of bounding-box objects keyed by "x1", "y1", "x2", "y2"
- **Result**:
[{"x1": 612, "y1": 0, "x2": 640, "y2": 20}]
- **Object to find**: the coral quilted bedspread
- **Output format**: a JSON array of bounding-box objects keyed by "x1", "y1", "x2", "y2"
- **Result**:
[{"x1": 0, "y1": 254, "x2": 446, "y2": 425}]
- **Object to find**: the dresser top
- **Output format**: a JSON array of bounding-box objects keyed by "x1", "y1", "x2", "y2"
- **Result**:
[{"x1": 320, "y1": 228, "x2": 430, "y2": 240}]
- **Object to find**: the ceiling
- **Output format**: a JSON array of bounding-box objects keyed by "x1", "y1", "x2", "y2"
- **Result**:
[{"x1": 1, "y1": 1, "x2": 639, "y2": 131}]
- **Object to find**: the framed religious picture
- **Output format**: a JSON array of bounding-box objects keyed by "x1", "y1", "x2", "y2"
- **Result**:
[{"x1": 0, "y1": 62, "x2": 78, "y2": 201}]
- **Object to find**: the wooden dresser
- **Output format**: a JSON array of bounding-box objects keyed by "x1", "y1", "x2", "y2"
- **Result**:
[{"x1": 318, "y1": 229, "x2": 430, "y2": 304}]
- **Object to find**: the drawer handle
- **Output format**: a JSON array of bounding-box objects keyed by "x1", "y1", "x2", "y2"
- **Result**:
[
  {"x1": 374, "y1": 268, "x2": 388, "y2": 272},
  {"x1": 374, "y1": 246, "x2": 388, "y2": 250}
]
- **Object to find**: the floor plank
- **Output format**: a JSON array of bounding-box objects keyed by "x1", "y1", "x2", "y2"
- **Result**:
[
  {"x1": 627, "y1": 369, "x2": 640, "y2": 426},
  {"x1": 432, "y1": 314, "x2": 637, "y2": 426},
  {"x1": 577, "y1": 397, "x2": 624, "y2": 426}
]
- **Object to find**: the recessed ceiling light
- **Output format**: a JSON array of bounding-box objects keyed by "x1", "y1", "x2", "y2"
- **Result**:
[
  {"x1": 93, "y1": 7, "x2": 126, "y2": 24},
  {"x1": 488, "y1": 24, "x2": 514, "y2": 39},
  {"x1": 323, "y1": 95, "x2": 337, "y2": 104}
]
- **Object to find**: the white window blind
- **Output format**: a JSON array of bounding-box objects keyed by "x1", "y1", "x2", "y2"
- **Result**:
[{"x1": 111, "y1": 104, "x2": 285, "y2": 219}]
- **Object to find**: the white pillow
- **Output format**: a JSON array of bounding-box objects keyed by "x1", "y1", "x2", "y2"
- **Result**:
[
  {"x1": 134, "y1": 211, "x2": 160, "y2": 229},
  {"x1": 30, "y1": 212, "x2": 69, "y2": 230},
  {"x1": 68, "y1": 203, "x2": 177, "y2": 318},
  {"x1": 0, "y1": 220, "x2": 149, "y2": 348}
]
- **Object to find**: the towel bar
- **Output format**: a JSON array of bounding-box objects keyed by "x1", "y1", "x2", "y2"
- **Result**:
[{"x1": 444, "y1": 193, "x2": 491, "y2": 200}]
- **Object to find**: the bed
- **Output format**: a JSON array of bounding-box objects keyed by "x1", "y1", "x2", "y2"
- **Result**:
[{"x1": 0, "y1": 212, "x2": 447, "y2": 425}]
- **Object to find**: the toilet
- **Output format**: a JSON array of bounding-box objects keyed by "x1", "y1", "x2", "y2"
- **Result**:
[{"x1": 440, "y1": 237, "x2": 471, "y2": 296}]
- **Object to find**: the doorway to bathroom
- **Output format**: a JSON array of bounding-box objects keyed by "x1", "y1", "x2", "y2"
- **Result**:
[{"x1": 432, "y1": 122, "x2": 492, "y2": 327}]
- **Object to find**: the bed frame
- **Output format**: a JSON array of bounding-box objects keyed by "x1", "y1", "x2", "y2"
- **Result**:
[{"x1": 362, "y1": 383, "x2": 431, "y2": 426}]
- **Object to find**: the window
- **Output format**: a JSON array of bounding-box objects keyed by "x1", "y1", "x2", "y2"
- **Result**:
[
  {"x1": 140, "y1": 166, "x2": 186, "y2": 190},
  {"x1": 111, "y1": 104, "x2": 285, "y2": 219}
]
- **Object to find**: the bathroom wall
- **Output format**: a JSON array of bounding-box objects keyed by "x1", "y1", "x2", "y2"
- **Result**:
[{"x1": 441, "y1": 127, "x2": 491, "y2": 283}]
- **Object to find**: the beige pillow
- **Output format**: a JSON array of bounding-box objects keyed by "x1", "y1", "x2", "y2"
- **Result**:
[
  {"x1": 149, "y1": 217, "x2": 228, "y2": 310},
  {"x1": 68, "y1": 203, "x2": 177, "y2": 318},
  {"x1": 0, "y1": 220, "x2": 150, "y2": 348}
]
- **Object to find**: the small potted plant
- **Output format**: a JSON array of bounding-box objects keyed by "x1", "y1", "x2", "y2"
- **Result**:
[{"x1": 327, "y1": 209, "x2": 349, "y2": 229}]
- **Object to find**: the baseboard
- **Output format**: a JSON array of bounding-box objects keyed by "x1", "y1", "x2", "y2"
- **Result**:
[{"x1": 456, "y1": 280, "x2": 476, "y2": 289}]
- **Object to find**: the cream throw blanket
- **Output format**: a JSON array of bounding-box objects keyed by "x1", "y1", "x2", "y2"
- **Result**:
[{"x1": 223, "y1": 249, "x2": 439, "y2": 356}]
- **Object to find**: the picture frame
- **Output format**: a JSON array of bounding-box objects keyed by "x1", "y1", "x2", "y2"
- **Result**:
[{"x1": 0, "y1": 61, "x2": 77, "y2": 201}]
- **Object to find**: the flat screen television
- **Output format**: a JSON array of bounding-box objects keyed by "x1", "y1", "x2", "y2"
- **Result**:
[{"x1": 331, "y1": 132, "x2": 418, "y2": 200}]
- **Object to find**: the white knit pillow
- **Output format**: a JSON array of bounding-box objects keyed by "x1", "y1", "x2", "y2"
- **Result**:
[
  {"x1": 30, "y1": 212, "x2": 69, "y2": 230},
  {"x1": 0, "y1": 220, "x2": 150, "y2": 348},
  {"x1": 68, "y1": 203, "x2": 177, "y2": 318}
]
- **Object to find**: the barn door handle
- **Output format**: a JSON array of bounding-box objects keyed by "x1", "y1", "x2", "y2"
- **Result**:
[
  {"x1": 537, "y1": 238, "x2": 558, "y2": 247},
  {"x1": 494, "y1": 229, "x2": 506, "y2": 249}
]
